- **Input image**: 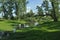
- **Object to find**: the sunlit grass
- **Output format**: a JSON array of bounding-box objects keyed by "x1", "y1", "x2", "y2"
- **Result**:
[
  {"x1": 0, "y1": 20, "x2": 60, "y2": 32},
  {"x1": 0, "y1": 20, "x2": 13, "y2": 31}
]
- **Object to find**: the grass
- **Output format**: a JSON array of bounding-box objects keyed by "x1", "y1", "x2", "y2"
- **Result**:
[
  {"x1": 0, "y1": 20, "x2": 13, "y2": 31},
  {"x1": 0, "y1": 20, "x2": 27, "y2": 31},
  {"x1": 2, "y1": 30, "x2": 60, "y2": 40},
  {"x1": 0, "y1": 20, "x2": 60, "y2": 40}
]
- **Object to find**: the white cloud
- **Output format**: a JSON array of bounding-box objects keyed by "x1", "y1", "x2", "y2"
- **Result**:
[
  {"x1": 26, "y1": 6, "x2": 31, "y2": 13},
  {"x1": 37, "y1": 4, "x2": 41, "y2": 7}
]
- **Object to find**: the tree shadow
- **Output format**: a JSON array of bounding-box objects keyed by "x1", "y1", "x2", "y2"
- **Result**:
[
  {"x1": 0, "y1": 19, "x2": 4, "y2": 21},
  {"x1": 1, "y1": 30, "x2": 60, "y2": 40},
  {"x1": 41, "y1": 21, "x2": 60, "y2": 30}
]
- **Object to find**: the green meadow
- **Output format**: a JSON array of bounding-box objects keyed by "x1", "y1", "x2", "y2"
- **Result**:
[{"x1": 0, "y1": 20, "x2": 60, "y2": 40}]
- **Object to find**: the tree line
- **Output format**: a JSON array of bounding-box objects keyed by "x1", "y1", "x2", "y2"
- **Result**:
[
  {"x1": 0, "y1": 0, "x2": 27, "y2": 20},
  {"x1": 0, "y1": 0, "x2": 60, "y2": 22},
  {"x1": 37, "y1": 0, "x2": 59, "y2": 22}
]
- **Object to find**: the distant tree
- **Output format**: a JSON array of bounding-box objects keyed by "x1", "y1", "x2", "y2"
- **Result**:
[
  {"x1": 26, "y1": 10, "x2": 34, "y2": 17},
  {"x1": 36, "y1": 6, "x2": 43, "y2": 16},
  {"x1": 42, "y1": 0, "x2": 49, "y2": 11}
]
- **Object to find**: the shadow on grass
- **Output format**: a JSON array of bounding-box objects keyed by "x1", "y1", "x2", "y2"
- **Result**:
[
  {"x1": 7, "y1": 21, "x2": 17, "y2": 24},
  {"x1": 41, "y1": 21, "x2": 60, "y2": 30},
  {"x1": 0, "y1": 19, "x2": 4, "y2": 21},
  {"x1": 2, "y1": 30, "x2": 60, "y2": 40}
]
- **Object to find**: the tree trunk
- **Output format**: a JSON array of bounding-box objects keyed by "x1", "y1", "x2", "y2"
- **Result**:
[{"x1": 51, "y1": 2, "x2": 58, "y2": 22}]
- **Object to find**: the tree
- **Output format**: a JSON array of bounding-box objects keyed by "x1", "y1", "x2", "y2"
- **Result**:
[
  {"x1": 42, "y1": 0, "x2": 49, "y2": 11},
  {"x1": 36, "y1": 6, "x2": 43, "y2": 16},
  {"x1": 15, "y1": 0, "x2": 27, "y2": 20},
  {"x1": 2, "y1": 0, "x2": 14, "y2": 19},
  {"x1": 42, "y1": 0, "x2": 59, "y2": 22},
  {"x1": 26, "y1": 10, "x2": 34, "y2": 17},
  {"x1": 50, "y1": 0, "x2": 59, "y2": 22}
]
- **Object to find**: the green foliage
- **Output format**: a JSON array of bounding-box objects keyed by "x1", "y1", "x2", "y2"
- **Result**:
[
  {"x1": 36, "y1": 6, "x2": 43, "y2": 16},
  {"x1": 42, "y1": 0, "x2": 49, "y2": 11},
  {"x1": 26, "y1": 10, "x2": 34, "y2": 17}
]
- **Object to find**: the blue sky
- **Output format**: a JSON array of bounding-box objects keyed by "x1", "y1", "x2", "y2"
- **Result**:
[{"x1": 27, "y1": 0, "x2": 43, "y2": 13}]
